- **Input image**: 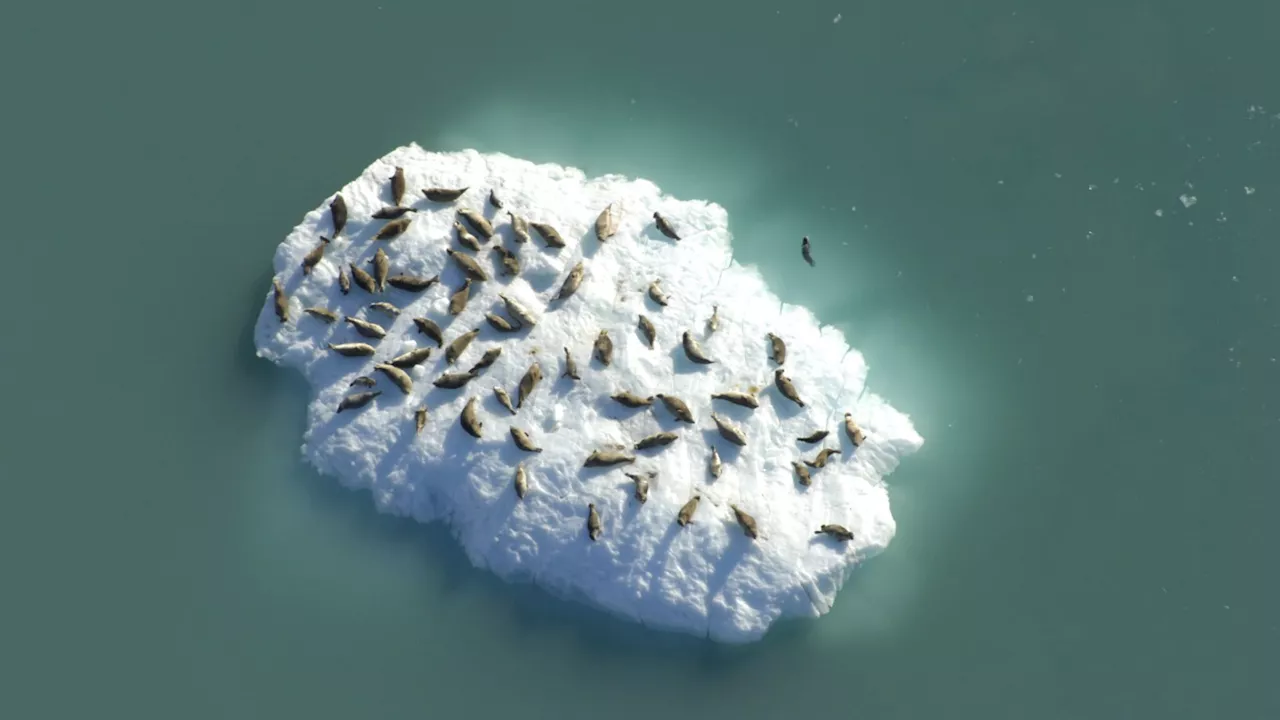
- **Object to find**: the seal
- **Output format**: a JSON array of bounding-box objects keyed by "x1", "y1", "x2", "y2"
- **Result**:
[
  {"x1": 730, "y1": 505, "x2": 759, "y2": 539},
  {"x1": 774, "y1": 368, "x2": 805, "y2": 407},
  {"x1": 460, "y1": 396, "x2": 483, "y2": 438},
  {"x1": 793, "y1": 461, "x2": 812, "y2": 487},
  {"x1": 711, "y1": 390, "x2": 757, "y2": 409},
  {"x1": 374, "y1": 216, "x2": 412, "y2": 241},
  {"x1": 369, "y1": 301, "x2": 400, "y2": 318},
  {"x1": 272, "y1": 278, "x2": 289, "y2": 322},
  {"x1": 488, "y1": 189, "x2": 504, "y2": 210},
  {"x1": 328, "y1": 342, "x2": 376, "y2": 357},
  {"x1": 562, "y1": 347, "x2": 580, "y2": 380},
  {"x1": 530, "y1": 222, "x2": 566, "y2": 248},
  {"x1": 711, "y1": 413, "x2": 747, "y2": 447},
  {"x1": 767, "y1": 333, "x2": 786, "y2": 365},
  {"x1": 468, "y1": 346, "x2": 502, "y2": 374},
  {"x1": 486, "y1": 312, "x2": 519, "y2": 333},
  {"x1": 677, "y1": 495, "x2": 700, "y2": 526},
  {"x1": 653, "y1": 211, "x2": 680, "y2": 240},
  {"x1": 369, "y1": 247, "x2": 390, "y2": 292},
  {"x1": 507, "y1": 212, "x2": 531, "y2": 244},
  {"x1": 338, "y1": 267, "x2": 351, "y2": 295},
  {"x1": 375, "y1": 363, "x2": 413, "y2": 394},
  {"x1": 595, "y1": 203, "x2": 617, "y2": 242},
  {"x1": 610, "y1": 392, "x2": 653, "y2": 408},
  {"x1": 490, "y1": 245, "x2": 520, "y2": 276},
  {"x1": 447, "y1": 248, "x2": 490, "y2": 282},
  {"x1": 584, "y1": 449, "x2": 635, "y2": 467},
  {"x1": 433, "y1": 371, "x2": 475, "y2": 389},
  {"x1": 555, "y1": 261, "x2": 585, "y2": 301},
  {"x1": 500, "y1": 294, "x2": 538, "y2": 327},
  {"x1": 329, "y1": 194, "x2": 347, "y2": 237},
  {"x1": 706, "y1": 304, "x2": 720, "y2": 334},
  {"x1": 415, "y1": 407, "x2": 428, "y2": 434},
  {"x1": 389, "y1": 347, "x2": 432, "y2": 369},
  {"x1": 445, "y1": 327, "x2": 480, "y2": 365},
  {"x1": 350, "y1": 376, "x2": 376, "y2": 387},
  {"x1": 422, "y1": 187, "x2": 468, "y2": 202},
  {"x1": 350, "y1": 263, "x2": 377, "y2": 294},
  {"x1": 843, "y1": 413, "x2": 866, "y2": 446},
  {"x1": 516, "y1": 362, "x2": 542, "y2": 408},
  {"x1": 625, "y1": 471, "x2": 652, "y2": 503},
  {"x1": 647, "y1": 280, "x2": 669, "y2": 307},
  {"x1": 305, "y1": 307, "x2": 338, "y2": 323},
  {"x1": 801, "y1": 236, "x2": 815, "y2": 267},
  {"x1": 804, "y1": 448, "x2": 841, "y2": 469},
  {"x1": 586, "y1": 504, "x2": 602, "y2": 541},
  {"x1": 337, "y1": 390, "x2": 380, "y2": 413},
  {"x1": 815, "y1": 524, "x2": 854, "y2": 542},
  {"x1": 448, "y1": 278, "x2": 472, "y2": 315},
  {"x1": 637, "y1": 315, "x2": 656, "y2": 349},
  {"x1": 387, "y1": 274, "x2": 438, "y2": 292},
  {"x1": 593, "y1": 330, "x2": 613, "y2": 366},
  {"x1": 709, "y1": 446, "x2": 723, "y2": 478},
  {"x1": 798, "y1": 429, "x2": 829, "y2": 443},
  {"x1": 301, "y1": 236, "x2": 328, "y2": 275},
  {"x1": 458, "y1": 208, "x2": 495, "y2": 239},
  {"x1": 655, "y1": 394, "x2": 694, "y2": 424},
  {"x1": 494, "y1": 387, "x2": 517, "y2": 415},
  {"x1": 682, "y1": 331, "x2": 714, "y2": 364},
  {"x1": 453, "y1": 221, "x2": 483, "y2": 252},
  {"x1": 514, "y1": 463, "x2": 528, "y2": 499},
  {"x1": 510, "y1": 427, "x2": 542, "y2": 453},
  {"x1": 390, "y1": 166, "x2": 406, "y2": 206},
  {"x1": 372, "y1": 206, "x2": 416, "y2": 220},
  {"x1": 344, "y1": 316, "x2": 386, "y2": 339},
  {"x1": 635, "y1": 431, "x2": 679, "y2": 450},
  {"x1": 413, "y1": 317, "x2": 445, "y2": 347}
]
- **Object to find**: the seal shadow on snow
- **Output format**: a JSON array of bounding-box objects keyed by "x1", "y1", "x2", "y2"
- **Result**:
[
  {"x1": 765, "y1": 385, "x2": 805, "y2": 422},
  {"x1": 703, "y1": 530, "x2": 754, "y2": 606},
  {"x1": 372, "y1": 417, "x2": 417, "y2": 483},
  {"x1": 669, "y1": 343, "x2": 713, "y2": 376},
  {"x1": 700, "y1": 428, "x2": 744, "y2": 465},
  {"x1": 594, "y1": 396, "x2": 650, "y2": 422}
]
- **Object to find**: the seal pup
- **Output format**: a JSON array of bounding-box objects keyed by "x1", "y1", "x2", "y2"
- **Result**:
[
  {"x1": 798, "y1": 429, "x2": 829, "y2": 443},
  {"x1": 711, "y1": 390, "x2": 757, "y2": 409},
  {"x1": 593, "y1": 330, "x2": 613, "y2": 367},
  {"x1": 767, "y1": 333, "x2": 786, "y2": 365},
  {"x1": 328, "y1": 342, "x2": 376, "y2": 357},
  {"x1": 350, "y1": 376, "x2": 376, "y2": 388},
  {"x1": 635, "y1": 431, "x2": 679, "y2": 450},
  {"x1": 587, "y1": 504, "x2": 602, "y2": 541},
  {"x1": 445, "y1": 327, "x2": 480, "y2": 365},
  {"x1": 468, "y1": 346, "x2": 502, "y2": 374},
  {"x1": 510, "y1": 427, "x2": 542, "y2": 453},
  {"x1": 413, "y1": 317, "x2": 444, "y2": 347},
  {"x1": 374, "y1": 216, "x2": 412, "y2": 241},
  {"x1": 637, "y1": 315, "x2": 656, "y2": 348},
  {"x1": 301, "y1": 236, "x2": 328, "y2": 275},
  {"x1": 706, "y1": 305, "x2": 720, "y2": 334},
  {"x1": 677, "y1": 495, "x2": 700, "y2": 526},
  {"x1": 415, "y1": 407, "x2": 428, "y2": 435},
  {"x1": 337, "y1": 390, "x2": 381, "y2": 413},
  {"x1": 369, "y1": 301, "x2": 400, "y2": 319},
  {"x1": 350, "y1": 263, "x2": 377, "y2": 294},
  {"x1": 433, "y1": 371, "x2": 475, "y2": 389},
  {"x1": 453, "y1": 221, "x2": 483, "y2": 252},
  {"x1": 329, "y1": 194, "x2": 347, "y2": 237},
  {"x1": 448, "y1": 279, "x2": 472, "y2": 315},
  {"x1": 843, "y1": 413, "x2": 866, "y2": 446},
  {"x1": 344, "y1": 316, "x2": 386, "y2": 339},
  {"x1": 460, "y1": 397, "x2": 483, "y2": 438},
  {"x1": 805, "y1": 447, "x2": 841, "y2": 469},
  {"x1": 486, "y1": 312, "x2": 519, "y2": 333},
  {"x1": 494, "y1": 387, "x2": 517, "y2": 415},
  {"x1": 530, "y1": 221, "x2": 566, "y2": 248},
  {"x1": 647, "y1": 280, "x2": 669, "y2": 307},
  {"x1": 387, "y1": 274, "x2": 438, "y2": 292},
  {"x1": 774, "y1": 368, "x2": 805, "y2": 407},
  {"x1": 584, "y1": 449, "x2": 635, "y2": 467},
  {"x1": 816, "y1": 524, "x2": 854, "y2": 542},
  {"x1": 499, "y1": 294, "x2": 538, "y2": 327},
  {"x1": 305, "y1": 307, "x2": 338, "y2": 323},
  {"x1": 793, "y1": 461, "x2": 812, "y2": 487},
  {"x1": 389, "y1": 347, "x2": 432, "y2": 369},
  {"x1": 610, "y1": 392, "x2": 653, "y2": 408},
  {"x1": 801, "y1": 236, "x2": 815, "y2": 267},
  {"x1": 595, "y1": 203, "x2": 617, "y2": 242},
  {"x1": 490, "y1": 245, "x2": 520, "y2": 277},
  {"x1": 375, "y1": 363, "x2": 413, "y2": 394},
  {"x1": 562, "y1": 347, "x2": 580, "y2": 380},
  {"x1": 555, "y1": 261, "x2": 585, "y2": 301},
  {"x1": 514, "y1": 463, "x2": 528, "y2": 499},
  {"x1": 625, "y1": 471, "x2": 652, "y2": 503},
  {"x1": 272, "y1": 278, "x2": 289, "y2": 322},
  {"x1": 507, "y1": 212, "x2": 531, "y2": 244},
  {"x1": 711, "y1": 413, "x2": 747, "y2": 447},
  {"x1": 516, "y1": 362, "x2": 542, "y2": 408},
  {"x1": 372, "y1": 206, "x2": 416, "y2": 220},
  {"x1": 390, "y1": 166, "x2": 406, "y2": 206},
  {"x1": 458, "y1": 208, "x2": 495, "y2": 239},
  {"x1": 709, "y1": 446, "x2": 723, "y2": 478},
  {"x1": 655, "y1": 394, "x2": 694, "y2": 424},
  {"x1": 447, "y1": 248, "x2": 490, "y2": 282},
  {"x1": 369, "y1": 248, "x2": 390, "y2": 292},
  {"x1": 653, "y1": 211, "x2": 680, "y2": 240},
  {"x1": 422, "y1": 187, "x2": 468, "y2": 202},
  {"x1": 338, "y1": 267, "x2": 350, "y2": 295},
  {"x1": 730, "y1": 505, "x2": 759, "y2": 539},
  {"x1": 488, "y1": 189, "x2": 504, "y2": 209},
  {"x1": 682, "y1": 331, "x2": 714, "y2": 364}
]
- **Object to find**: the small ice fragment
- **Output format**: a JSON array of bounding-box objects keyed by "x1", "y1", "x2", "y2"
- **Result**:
[
  {"x1": 1088, "y1": 184, "x2": 1097, "y2": 191},
  {"x1": 1245, "y1": 186, "x2": 1256, "y2": 195},
  {"x1": 833, "y1": 13, "x2": 842, "y2": 23},
  {"x1": 1180, "y1": 194, "x2": 1197, "y2": 208},
  {"x1": 1155, "y1": 209, "x2": 1164, "y2": 217},
  {"x1": 1026, "y1": 295, "x2": 1035, "y2": 303}
]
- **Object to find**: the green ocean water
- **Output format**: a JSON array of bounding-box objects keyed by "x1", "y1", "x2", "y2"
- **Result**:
[{"x1": 2, "y1": 1, "x2": 1277, "y2": 717}]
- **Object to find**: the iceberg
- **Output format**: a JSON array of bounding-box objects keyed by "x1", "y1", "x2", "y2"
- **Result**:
[{"x1": 254, "y1": 144, "x2": 924, "y2": 642}]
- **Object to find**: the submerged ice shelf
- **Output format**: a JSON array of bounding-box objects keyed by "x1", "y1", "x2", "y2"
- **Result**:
[{"x1": 254, "y1": 144, "x2": 924, "y2": 642}]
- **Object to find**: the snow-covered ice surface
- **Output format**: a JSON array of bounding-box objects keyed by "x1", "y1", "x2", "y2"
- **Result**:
[{"x1": 254, "y1": 144, "x2": 924, "y2": 642}]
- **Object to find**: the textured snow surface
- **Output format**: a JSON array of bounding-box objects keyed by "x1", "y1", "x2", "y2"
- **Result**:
[{"x1": 254, "y1": 144, "x2": 924, "y2": 642}]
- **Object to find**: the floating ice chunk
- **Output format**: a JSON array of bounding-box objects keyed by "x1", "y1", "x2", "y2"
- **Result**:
[
  {"x1": 254, "y1": 144, "x2": 924, "y2": 643},
  {"x1": 1180, "y1": 194, "x2": 1198, "y2": 208}
]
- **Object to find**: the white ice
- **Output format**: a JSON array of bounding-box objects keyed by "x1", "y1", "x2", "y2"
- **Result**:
[{"x1": 254, "y1": 144, "x2": 924, "y2": 642}]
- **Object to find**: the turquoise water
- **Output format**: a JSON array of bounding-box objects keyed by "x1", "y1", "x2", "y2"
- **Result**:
[{"x1": 3, "y1": 1, "x2": 1277, "y2": 717}]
